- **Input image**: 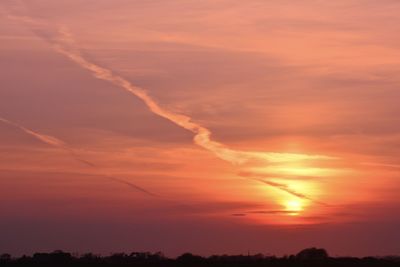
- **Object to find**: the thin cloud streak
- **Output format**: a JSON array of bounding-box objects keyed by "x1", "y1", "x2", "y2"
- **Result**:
[
  {"x1": 6, "y1": 10, "x2": 334, "y2": 205},
  {"x1": 45, "y1": 26, "x2": 332, "y2": 166},
  {"x1": 103, "y1": 175, "x2": 158, "y2": 197},
  {"x1": 237, "y1": 171, "x2": 326, "y2": 205},
  {"x1": 0, "y1": 117, "x2": 94, "y2": 167},
  {"x1": 361, "y1": 162, "x2": 400, "y2": 169},
  {"x1": 0, "y1": 116, "x2": 156, "y2": 197},
  {"x1": 253, "y1": 178, "x2": 329, "y2": 206},
  {"x1": 0, "y1": 117, "x2": 66, "y2": 147},
  {"x1": 45, "y1": 28, "x2": 334, "y2": 202}
]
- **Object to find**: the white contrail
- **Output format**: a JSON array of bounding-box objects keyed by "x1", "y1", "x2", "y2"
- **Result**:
[
  {"x1": 4, "y1": 11, "x2": 333, "y2": 165},
  {"x1": 46, "y1": 29, "x2": 332, "y2": 204},
  {"x1": 0, "y1": 117, "x2": 66, "y2": 147},
  {"x1": 0, "y1": 116, "x2": 156, "y2": 196},
  {"x1": 48, "y1": 29, "x2": 332, "y2": 166},
  {"x1": 0, "y1": 116, "x2": 94, "y2": 167},
  {"x1": 252, "y1": 178, "x2": 329, "y2": 206},
  {"x1": 5, "y1": 10, "x2": 335, "y2": 205}
]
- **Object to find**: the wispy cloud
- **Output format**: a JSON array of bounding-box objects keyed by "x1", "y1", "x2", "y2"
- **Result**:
[
  {"x1": 247, "y1": 210, "x2": 297, "y2": 215},
  {"x1": 231, "y1": 213, "x2": 246, "y2": 217},
  {"x1": 51, "y1": 33, "x2": 331, "y2": 165},
  {"x1": 237, "y1": 171, "x2": 327, "y2": 205},
  {"x1": 0, "y1": 117, "x2": 66, "y2": 147},
  {"x1": 256, "y1": 179, "x2": 329, "y2": 206},
  {"x1": 0, "y1": 116, "x2": 156, "y2": 197},
  {"x1": 5, "y1": 9, "x2": 336, "y2": 206},
  {"x1": 8, "y1": 13, "x2": 332, "y2": 166},
  {"x1": 46, "y1": 27, "x2": 335, "y2": 204}
]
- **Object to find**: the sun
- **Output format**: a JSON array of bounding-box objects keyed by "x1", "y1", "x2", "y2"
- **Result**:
[{"x1": 285, "y1": 200, "x2": 303, "y2": 214}]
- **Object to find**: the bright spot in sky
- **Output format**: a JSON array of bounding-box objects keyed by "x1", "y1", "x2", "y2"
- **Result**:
[{"x1": 285, "y1": 200, "x2": 303, "y2": 215}]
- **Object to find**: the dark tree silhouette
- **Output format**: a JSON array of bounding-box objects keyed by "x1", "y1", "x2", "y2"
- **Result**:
[
  {"x1": 32, "y1": 250, "x2": 73, "y2": 263},
  {"x1": 0, "y1": 253, "x2": 11, "y2": 263},
  {"x1": 1, "y1": 248, "x2": 400, "y2": 267},
  {"x1": 176, "y1": 253, "x2": 204, "y2": 263},
  {"x1": 296, "y1": 247, "x2": 329, "y2": 260}
]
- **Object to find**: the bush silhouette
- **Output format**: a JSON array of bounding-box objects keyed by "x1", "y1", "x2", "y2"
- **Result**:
[
  {"x1": 1, "y1": 248, "x2": 400, "y2": 267},
  {"x1": 296, "y1": 247, "x2": 328, "y2": 260}
]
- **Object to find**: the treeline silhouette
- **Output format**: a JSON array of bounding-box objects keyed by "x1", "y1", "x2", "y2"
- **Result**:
[{"x1": 1, "y1": 248, "x2": 400, "y2": 267}]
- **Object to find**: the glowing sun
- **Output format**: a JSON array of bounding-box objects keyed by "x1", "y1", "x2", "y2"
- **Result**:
[{"x1": 285, "y1": 200, "x2": 303, "y2": 214}]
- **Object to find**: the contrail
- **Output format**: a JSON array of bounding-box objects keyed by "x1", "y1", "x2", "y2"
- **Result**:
[
  {"x1": 4, "y1": 10, "x2": 333, "y2": 163},
  {"x1": 5, "y1": 10, "x2": 334, "y2": 205},
  {"x1": 47, "y1": 33, "x2": 329, "y2": 205},
  {"x1": 47, "y1": 28, "x2": 332, "y2": 165},
  {"x1": 104, "y1": 175, "x2": 157, "y2": 196},
  {"x1": 237, "y1": 171, "x2": 324, "y2": 203},
  {"x1": 4, "y1": 11, "x2": 333, "y2": 165},
  {"x1": 0, "y1": 116, "x2": 156, "y2": 196},
  {"x1": 0, "y1": 117, "x2": 94, "y2": 167},
  {"x1": 252, "y1": 178, "x2": 329, "y2": 206},
  {"x1": 0, "y1": 117, "x2": 66, "y2": 147}
]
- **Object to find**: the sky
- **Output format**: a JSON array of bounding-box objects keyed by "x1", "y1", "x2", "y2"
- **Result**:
[{"x1": 1, "y1": 0, "x2": 400, "y2": 257}]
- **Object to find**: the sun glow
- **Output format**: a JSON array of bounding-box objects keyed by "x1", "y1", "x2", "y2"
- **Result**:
[
  {"x1": 251, "y1": 164, "x2": 338, "y2": 177},
  {"x1": 285, "y1": 200, "x2": 303, "y2": 215}
]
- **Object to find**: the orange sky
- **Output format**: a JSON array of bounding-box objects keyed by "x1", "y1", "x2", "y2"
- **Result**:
[{"x1": 1, "y1": 0, "x2": 400, "y2": 257}]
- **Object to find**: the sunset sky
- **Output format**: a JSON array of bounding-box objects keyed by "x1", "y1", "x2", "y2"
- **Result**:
[{"x1": 1, "y1": 0, "x2": 400, "y2": 257}]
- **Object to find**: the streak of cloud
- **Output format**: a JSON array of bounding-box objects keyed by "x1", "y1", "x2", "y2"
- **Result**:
[
  {"x1": 5, "y1": 9, "x2": 335, "y2": 205},
  {"x1": 252, "y1": 178, "x2": 329, "y2": 206},
  {"x1": 361, "y1": 162, "x2": 400, "y2": 169},
  {"x1": 0, "y1": 116, "x2": 156, "y2": 197},
  {"x1": 237, "y1": 171, "x2": 326, "y2": 205},
  {"x1": 233, "y1": 210, "x2": 299, "y2": 217},
  {"x1": 103, "y1": 175, "x2": 157, "y2": 197},
  {"x1": 0, "y1": 117, "x2": 94, "y2": 167},
  {"x1": 45, "y1": 27, "x2": 334, "y2": 204},
  {"x1": 239, "y1": 171, "x2": 317, "y2": 180},
  {"x1": 0, "y1": 117, "x2": 66, "y2": 147},
  {"x1": 231, "y1": 213, "x2": 246, "y2": 217},
  {"x1": 23, "y1": 22, "x2": 332, "y2": 166}
]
